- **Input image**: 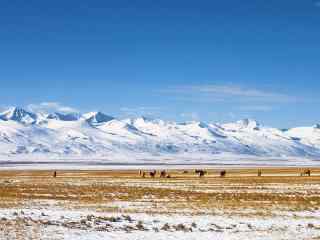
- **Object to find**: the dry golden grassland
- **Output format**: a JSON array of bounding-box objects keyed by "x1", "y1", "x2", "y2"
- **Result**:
[{"x1": 0, "y1": 168, "x2": 320, "y2": 215}]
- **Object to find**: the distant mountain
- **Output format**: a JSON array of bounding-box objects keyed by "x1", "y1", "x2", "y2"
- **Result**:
[
  {"x1": 0, "y1": 107, "x2": 37, "y2": 124},
  {"x1": 0, "y1": 106, "x2": 320, "y2": 161},
  {"x1": 222, "y1": 118, "x2": 260, "y2": 131},
  {"x1": 47, "y1": 112, "x2": 80, "y2": 121},
  {"x1": 83, "y1": 112, "x2": 114, "y2": 125}
]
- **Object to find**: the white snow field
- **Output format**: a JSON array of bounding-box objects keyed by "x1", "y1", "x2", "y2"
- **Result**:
[{"x1": 0, "y1": 107, "x2": 320, "y2": 166}]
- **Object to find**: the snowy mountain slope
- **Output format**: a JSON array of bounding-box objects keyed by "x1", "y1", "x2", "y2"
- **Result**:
[
  {"x1": 82, "y1": 112, "x2": 114, "y2": 125},
  {"x1": 0, "y1": 107, "x2": 37, "y2": 124},
  {"x1": 220, "y1": 119, "x2": 319, "y2": 157},
  {"x1": 47, "y1": 112, "x2": 80, "y2": 121},
  {"x1": 0, "y1": 107, "x2": 320, "y2": 161},
  {"x1": 286, "y1": 124, "x2": 320, "y2": 149}
]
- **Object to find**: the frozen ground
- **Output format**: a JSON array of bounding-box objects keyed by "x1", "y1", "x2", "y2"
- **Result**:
[
  {"x1": 1, "y1": 208, "x2": 320, "y2": 240},
  {"x1": 1, "y1": 154, "x2": 320, "y2": 171}
]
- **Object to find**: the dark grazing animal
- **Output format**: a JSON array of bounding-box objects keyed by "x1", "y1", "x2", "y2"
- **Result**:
[
  {"x1": 150, "y1": 170, "x2": 156, "y2": 178},
  {"x1": 53, "y1": 171, "x2": 57, "y2": 178},
  {"x1": 160, "y1": 170, "x2": 167, "y2": 178},
  {"x1": 257, "y1": 169, "x2": 262, "y2": 177},
  {"x1": 195, "y1": 169, "x2": 207, "y2": 177},
  {"x1": 301, "y1": 169, "x2": 311, "y2": 177},
  {"x1": 220, "y1": 170, "x2": 226, "y2": 177}
]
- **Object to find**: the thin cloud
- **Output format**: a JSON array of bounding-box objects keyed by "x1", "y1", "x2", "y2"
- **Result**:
[
  {"x1": 0, "y1": 105, "x2": 11, "y2": 113},
  {"x1": 238, "y1": 105, "x2": 274, "y2": 112},
  {"x1": 180, "y1": 112, "x2": 200, "y2": 121},
  {"x1": 120, "y1": 106, "x2": 161, "y2": 118},
  {"x1": 27, "y1": 102, "x2": 79, "y2": 114},
  {"x1": 160, "y1": 84, "x2": 299, "y2": 103},
  {"x1": 314, "y1": 0, "x2": 320, "y2": 7},
  {"x1": 228, "y1": 112, "x2": 236, "y2": 120}
]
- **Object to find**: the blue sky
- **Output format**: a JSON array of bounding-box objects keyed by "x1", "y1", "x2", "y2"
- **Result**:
[{"x1": 0, "y1": 0, "x2": 320, "y2": 128}]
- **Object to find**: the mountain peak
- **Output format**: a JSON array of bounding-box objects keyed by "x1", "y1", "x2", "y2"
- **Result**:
[
  {"x1": 222, "y1": 118, "x2": 260, "y2": 131},
  {"x1": 237, "y1": 118, "x2": 260, "y2": 130},
  {"x1": 83, "y1": 111, "x2": 114, "y2": 124},
  {"x1": 314, "y1": 124, "x2": 320, "y2": 129},
  {"x1": 47, "y1": 112, "x2": 80, "y2": 121},
  {"x1": 132, "y1": 116, "x2": 167, "y2": 127},
  {"x1": 0, "y1": 107, "x2": 37, "y2": 124}
]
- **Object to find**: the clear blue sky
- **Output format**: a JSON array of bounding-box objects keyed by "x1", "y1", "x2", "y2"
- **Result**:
[{"x1": 1, "y1": 0, "x2": 320, "y2": 128}]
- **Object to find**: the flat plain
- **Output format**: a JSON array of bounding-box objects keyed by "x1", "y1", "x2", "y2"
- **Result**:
[{"x1": 1, "y1": 167, "x2": 320, "y2": 240}]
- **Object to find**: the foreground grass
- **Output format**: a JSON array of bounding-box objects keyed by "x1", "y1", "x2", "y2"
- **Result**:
[{"x1": 0, "y1": 168, "x2": 320, "y2": 215}]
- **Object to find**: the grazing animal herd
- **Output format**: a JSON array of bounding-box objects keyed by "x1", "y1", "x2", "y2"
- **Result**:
[
  {"x1": 138, "y1": 169, "x2": 230, "y2": 178},
  {"x1": 137, "y1": 169, "x2": 313, "y2": 178},
  {"x1": 51, "y1": 169, "x2": 314, "y2": 178},
  {"x1": 139, "y1": 169, "x2": 230, "y2": 178}
]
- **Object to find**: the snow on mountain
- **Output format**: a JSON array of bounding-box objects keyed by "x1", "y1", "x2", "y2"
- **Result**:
[
  {"x1": 82, "y1": 112, "x2": 114, "y2": 125},
  {"x1": 220, "y1": 121, "x2": 317, "y2": 158},
  {"x1": 222, "y1": 118, "x2": 260, "y2": 131},
  {"x1": 286, "y1": 124, "x2": 320, "y2": 148},
  {"x1": 0, "y1": 107, "x2": 37, "y2": 124},
  {"x1": 0, "y1": 107, "x2": 320, "y2": 161},
  {"x1": 47, "y1": 112, "x2": 80, "y2": 121}
]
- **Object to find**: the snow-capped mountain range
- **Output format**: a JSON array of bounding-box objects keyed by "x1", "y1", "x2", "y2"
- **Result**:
[{"x1": 0, "y1": 107, "x2": 320, "y2": 162}]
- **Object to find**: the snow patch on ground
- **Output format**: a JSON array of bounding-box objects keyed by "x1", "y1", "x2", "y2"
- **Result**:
[{"x1": 1, "y1": 208, "x2": 320, "y2": 240}]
